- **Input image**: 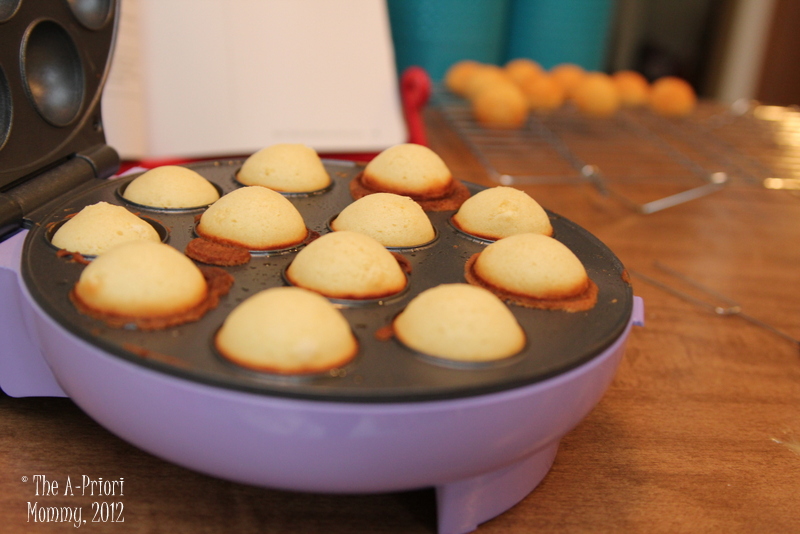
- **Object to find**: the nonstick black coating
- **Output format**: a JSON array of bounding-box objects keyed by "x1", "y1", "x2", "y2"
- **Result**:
[
  {"x1": 0, "y1": 0, "x2": 117, "y2": 189},
  {"x1": 21, "y1": 159, "x2": 632, "y2": 402}
]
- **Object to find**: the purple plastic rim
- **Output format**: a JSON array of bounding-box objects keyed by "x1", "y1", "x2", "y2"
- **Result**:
[{"x1": 21, "y1": 268, "x2": 640, "y2": 493}]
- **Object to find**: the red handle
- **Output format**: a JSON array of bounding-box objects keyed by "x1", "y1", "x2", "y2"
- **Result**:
[{"x1": 400, "y1": 66, "x2": 431, "y2": 146}]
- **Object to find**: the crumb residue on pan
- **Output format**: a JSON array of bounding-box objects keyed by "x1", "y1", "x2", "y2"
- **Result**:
[
  {"x1": 375, "y1": 324, "x2": 395, "y2": 342},
  {"x1": 186, "y1": 238, "x2": 251, "y2": 266},
  {"x1": 392, "y1": 253, "x2": 413, "y2": 275},
  {"x1": 122, "y1": 343, "x2": 191, "y2": 368},
  {"x1": 55, "y1": 249, "x2": 91, "y2": 264},
  {"x1": 349, "y1": 172, "x2": 470, "y2": 212}
]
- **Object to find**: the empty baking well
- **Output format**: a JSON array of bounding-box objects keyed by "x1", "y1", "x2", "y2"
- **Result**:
[
  {"x1": 22, "y1": 20, "x2": 85, "y2": 127},
  {"x1": 66, "y1": 0, "x2": 114, "y2": 30},
  {"x1": 0, "y1": 67, "x2": 11, "y2": 150}
]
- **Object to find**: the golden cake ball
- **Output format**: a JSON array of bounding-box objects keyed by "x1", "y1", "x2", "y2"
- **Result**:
[
  {"x1": 444, "y1": 60, "x2": 484, "y2": 96},
  {"x1": 73, "y1": 241, "x2": 207, "y2": 318},
  {"x1": 237, "y1": 143, "x2": 331, "y2": 192},
  {"x1": 51, "y1": 201, "x2": 161, "y2": 256},
  {"x1": 215, "y1": 287, "x2": 358, "y2": 374},
  {"x1": 472, "y1": 233, "x2": 588, "y2": 300},
  {"x1": 471, "y1": 81, "x2": 529, "y2": 129},
  {"x1": 550, "y1": 63, "x2": 586, "y2": 96},
  {"x1": 122, "y1": 165, "x2": 220, "y2": 208},
  {"x1": 462, "y1": 64, "x2": 512, "y2": 99},
  {"x1": 361, "y1": 143, "x2": 453, "y2": 198},
  {"x1": 520, "y1": 74, "x2": 566, "y2": 112},
  {"x1": 330, "y1": 193, "x2": 435, "y2": 247},
  {"x1": 611, "y1": 70, "x2": 650, "y2": 107},
  {"x1": 572, "y1": 72, "x2": 621, "y2": 118},
  {"x1": 285, "y1": 231, "x2": 407, "y2": 299},
  {"x1": 504, "y1": 57, "x2": 544, "y2": 87},
  {"x1": 649, "y1": 76, "x2": 697, "y2": 117},
  {"x1": 452, "y1": 186, "x2": 552, "y2": 239},
  {"x1": 196, "y1": 186, "x2": 307, "y2": 250},
  {"x1": 393, "y1": 283, "x2": 526, "y2": 362}
]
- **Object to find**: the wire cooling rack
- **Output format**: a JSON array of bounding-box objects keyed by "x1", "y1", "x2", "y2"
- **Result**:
[{"x1": 434, "y1": 88, "x2": 800, "y2": 213}]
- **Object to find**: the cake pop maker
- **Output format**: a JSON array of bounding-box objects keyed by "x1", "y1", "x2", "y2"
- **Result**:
[{"x1": 0, "y1": 2, "x2": 643, "y2": 533}]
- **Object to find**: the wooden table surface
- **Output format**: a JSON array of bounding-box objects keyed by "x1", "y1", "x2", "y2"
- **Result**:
[{"x1": 2, "y1": 103, "x2": 799, "y2": 533}]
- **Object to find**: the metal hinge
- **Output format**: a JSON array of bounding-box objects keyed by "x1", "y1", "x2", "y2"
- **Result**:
[{"x1": 0, "y1": 144, "x2": 120, "y2": 241}]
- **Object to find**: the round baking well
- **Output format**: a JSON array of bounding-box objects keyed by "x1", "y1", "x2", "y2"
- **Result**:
[
  {"x1": 22, "y1": 19, "x2": 85, "y2": 127},
  {"x1": 22, "y1": 159, "x2": 633, "y2": 403},
  {"x1": 0, "y1": 66, "x2": 11, "y2": 150},
  {"x1": 67, "y1": 0, "x2": 114, "y2": 30},
  {"x1": 0, "y1": 0, "x2": 21, "y2": 23}
]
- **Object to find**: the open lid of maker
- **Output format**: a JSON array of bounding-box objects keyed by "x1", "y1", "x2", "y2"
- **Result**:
[{"x1": 0, "y1": 0, "x2": 121, "y2": 240}]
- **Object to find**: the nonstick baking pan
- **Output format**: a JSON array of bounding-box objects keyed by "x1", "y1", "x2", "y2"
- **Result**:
[{"x1": 21, "y1": 158, "x2": 633, "y2": 403}]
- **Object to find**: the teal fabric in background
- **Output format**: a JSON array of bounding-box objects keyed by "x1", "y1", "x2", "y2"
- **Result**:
[
  {"x1": 506, "y1": 0, "x2": 615, "y2": 70},
  {"x1": 387, "y1": 0, "x2": 616, "y2": 80},
  {"x1": 387, "y1": 0, "x2": 512, "y2": 81}
]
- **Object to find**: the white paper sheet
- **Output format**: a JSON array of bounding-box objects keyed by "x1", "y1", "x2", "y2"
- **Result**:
[{"x1": 102, "y1": 0, "x2": 406, "y2": 160}]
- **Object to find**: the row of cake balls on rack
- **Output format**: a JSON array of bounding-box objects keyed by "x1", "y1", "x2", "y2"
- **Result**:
[
  {"x1": 444, "y1": 58, "x2": 698, "y2": 128},
  {"x1": 52, "y1": 143, "x2": 596, "y2": 373}
]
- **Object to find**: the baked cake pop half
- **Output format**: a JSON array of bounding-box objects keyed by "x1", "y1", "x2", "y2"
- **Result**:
[
  {"x1": 215, "y1": 286, "x2": 358, "y2": 375},
  {"x1": 237, "y1": 143, "x2": 331, "y2": 193},
  {"x1": 51, "y1": 201, "x2": 161, "y2": 257},
  {"x1": 451, "y1": 186, "x2": 553, "y2": 240},
  {"x1": 122, "y1": 165, "x2": 220, "y2": 209},
  {"x1": 195, "y1": 186, "x2": 308, "y2": 251},
  {"x1": 465, "y1": 233, "x2": 598, "y2": 312},
  {"x1": 330, "y1": 193, "x2": 435, "y2": 248},
  {"x1": 285, "y1": 231, "x2": 408, "y2": 301},
  {"x1": 350, "y1": 143, "x2": 470, "y2": 211},
  {"x1": 71, "y1": 240, "x2": 232, "y2": 329},
  {"x1": 392, "y1": 283, "x2": 526, "y2": 363}
]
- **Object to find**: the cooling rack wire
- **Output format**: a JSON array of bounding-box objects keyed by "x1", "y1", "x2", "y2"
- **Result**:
[{"x1": 433, "y1": 87, "x2": 800, "y2": 213}]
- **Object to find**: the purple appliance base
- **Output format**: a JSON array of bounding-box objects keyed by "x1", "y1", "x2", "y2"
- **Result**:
[{"x1": 0, "y1": 231, "x2": 643, "y2": 534}]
